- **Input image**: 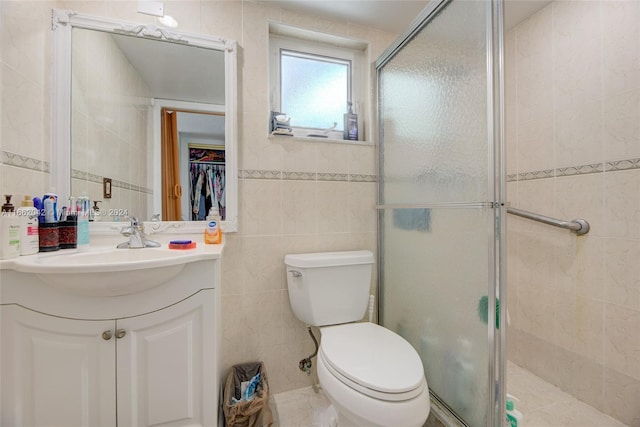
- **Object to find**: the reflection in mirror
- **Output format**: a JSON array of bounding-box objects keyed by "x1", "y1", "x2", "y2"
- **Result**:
[
  {"x1": 161, "y1": 110, "x2": 226, "y2": 221},
  {"x1": 52, "y1": 10, "x2": 238, "y2": 231}
]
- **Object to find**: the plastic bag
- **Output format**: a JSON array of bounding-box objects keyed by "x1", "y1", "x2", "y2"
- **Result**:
[{"x1": 223, "y1": 362, "x2": 273, "y2": 427}]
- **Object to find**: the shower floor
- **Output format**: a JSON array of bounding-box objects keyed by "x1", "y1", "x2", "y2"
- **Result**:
[
  {"x1": 507, "y1": 361, "x2": 627, "y2": 427},
  {"x1": 269, "y1": 363, "x2": 627, "y2": 426}
]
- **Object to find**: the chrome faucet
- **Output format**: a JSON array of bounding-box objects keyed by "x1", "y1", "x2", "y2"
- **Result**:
[{"x1": 117, "y1": 217, "x2": 161, "y2": 249}]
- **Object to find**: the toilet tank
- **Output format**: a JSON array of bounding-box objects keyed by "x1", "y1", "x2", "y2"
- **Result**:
[{"x1": 284, "y1": 250, "x2": 374, "y2": 327}]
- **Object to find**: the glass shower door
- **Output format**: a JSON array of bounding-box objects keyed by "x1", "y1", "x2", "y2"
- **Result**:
[{"x1": 376, "y1": 0, "x2": 504, "y2": 426}]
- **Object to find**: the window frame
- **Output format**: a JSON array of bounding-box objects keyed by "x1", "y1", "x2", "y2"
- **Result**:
[{"x1": 269, "y1": 33, "x2": 365, "y2": 141}]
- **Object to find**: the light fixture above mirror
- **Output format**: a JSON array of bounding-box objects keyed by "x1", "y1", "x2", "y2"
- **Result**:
[{"x1": 51, "y1": 9, "x2": 238, "y2": 232}]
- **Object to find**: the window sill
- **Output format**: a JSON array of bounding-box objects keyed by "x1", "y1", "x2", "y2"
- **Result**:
[{"x1": 268, "y1": 134, "x2": 374, "y2": 146}]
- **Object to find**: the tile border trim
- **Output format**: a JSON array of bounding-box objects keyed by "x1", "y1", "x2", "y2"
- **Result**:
[
  {"x1": 10, "y1": 151, "x2": 636, "y2": 186},
  {"x1": 1, "y1": 150, "x2": 50, "y2": 173},
  {"x1": 507, "y1": 157, "x2": 640, "y2": 182},
  {"x1": 72, "y1": 169, "x2": 153, "y2": 194},
  {"x1": 240, "y1": 169, "x2": 376, "y2": 183},
  {"x1": 1, "y1": 151, "x2": 152, "y2": 194}
]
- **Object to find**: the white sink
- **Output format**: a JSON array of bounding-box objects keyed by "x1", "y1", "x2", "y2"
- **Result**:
[{"x1": 8, "y1": 245, "x2": 221, "y2": 297}]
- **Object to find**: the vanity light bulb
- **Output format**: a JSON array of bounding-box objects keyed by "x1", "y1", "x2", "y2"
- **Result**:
[{"x1": 157, "y1": 15, "x2": 178, "y2": 28}]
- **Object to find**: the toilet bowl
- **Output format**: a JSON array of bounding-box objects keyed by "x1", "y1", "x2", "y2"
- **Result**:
[
  {"x1": 284, "y1": 251, "x2": 430, "y2": 427},
  {"x1": 318, "y1": 322, "x2": 429, "y2": 427}
]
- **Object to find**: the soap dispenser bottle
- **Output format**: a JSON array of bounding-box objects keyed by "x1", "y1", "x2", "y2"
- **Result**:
[{"x1": 204, "y1": 206, "x2": 221, "y2": 244}]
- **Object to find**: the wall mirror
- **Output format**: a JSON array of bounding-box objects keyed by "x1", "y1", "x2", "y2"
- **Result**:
[{"x1": 51, "y1": 9, "x2": 238, "y2": 232}]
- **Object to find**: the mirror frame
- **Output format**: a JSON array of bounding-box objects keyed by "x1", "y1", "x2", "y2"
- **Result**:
[{"x1": 51, "y1": 9, "x2": 238, "y2": 233}]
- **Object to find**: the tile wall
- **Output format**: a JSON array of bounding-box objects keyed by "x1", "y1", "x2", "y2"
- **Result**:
[
  {"x1": 505, "y1": 1, "x2": 640, "y2": 425},
  {"x1": 0, "y1": 1, "x2": 52, "y2": 197},
  {"x1": 0, "y1": 0, "x2": 395, "y2": 394}
]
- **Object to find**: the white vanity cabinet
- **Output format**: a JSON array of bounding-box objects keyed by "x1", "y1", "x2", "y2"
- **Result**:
[
  {"x1": 0, "y1": 254, "x2": 222, "y2": 427},
  {"x1": 116, "y1": 290, "x2": 216, "y2": 427},
  {"x1": 1, "y1": 305, "x2": 117, "y2": 426}
]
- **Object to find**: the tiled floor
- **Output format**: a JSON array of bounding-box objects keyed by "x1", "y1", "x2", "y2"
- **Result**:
[
  {"x1": 270, "y1": 385, "x2": 331, "y2": 427},
  {"x1": 507, "y1": 361, "x2": 627, "y2": 427},
  {"x1": 270, "y1": 363, "x2": 628, "y2": 427}
]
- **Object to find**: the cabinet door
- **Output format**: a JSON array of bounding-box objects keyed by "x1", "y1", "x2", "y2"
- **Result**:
[
  {"x1": 0, "y1": 305, "x2": 116, "y2": 427},
  {"x1": 116, "y1": 290, "x2": 216, "y2": 427}
]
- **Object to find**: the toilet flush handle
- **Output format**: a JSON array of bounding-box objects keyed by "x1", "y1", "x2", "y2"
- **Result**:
[{"x1": 290, "y1": 270, "x2": 302, "y2": 278}]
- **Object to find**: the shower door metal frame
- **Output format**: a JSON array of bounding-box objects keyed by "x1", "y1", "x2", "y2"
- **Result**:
[{"x1": 375, "y1": 0, "x2": 506, "y2": 426}]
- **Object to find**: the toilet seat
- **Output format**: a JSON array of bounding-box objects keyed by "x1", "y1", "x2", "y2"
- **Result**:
[{"x1": 319, "y1": 322, "x2": 426, "y2": 402}]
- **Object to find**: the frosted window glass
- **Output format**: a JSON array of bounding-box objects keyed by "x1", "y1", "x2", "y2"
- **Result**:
[{"x1": 281, "y1": 51, "x2": 349, "y2": 130}]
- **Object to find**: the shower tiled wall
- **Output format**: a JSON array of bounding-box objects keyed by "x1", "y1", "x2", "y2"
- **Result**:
[
  {"x1": 0, "y1": 0, "x2": 394, "y2": 394},
  {"x1": 505, "y1": 1, "x2": 640, "y2": 425}
]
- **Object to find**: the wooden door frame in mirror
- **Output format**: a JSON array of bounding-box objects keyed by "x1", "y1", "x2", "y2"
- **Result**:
[
  {"x1": 153, "y1": 100, "x2": 225, "y2": 221},
  {"x1": 51, "y1": 9, "x2": 238, "y2": 232}
]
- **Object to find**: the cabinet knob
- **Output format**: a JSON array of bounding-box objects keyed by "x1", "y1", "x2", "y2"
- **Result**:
[
  {"x1": 102, "y1": 330, "x2": 113, "y2": 340},
  {"x1": 115, "y1": 329, "x2": 126, "y2": 339}
]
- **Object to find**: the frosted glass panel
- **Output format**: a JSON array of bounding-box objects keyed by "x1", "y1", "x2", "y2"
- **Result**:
[
  {"x1": 382, "y1": 207, "x2": 490, "y2": 426},
  {"x1": 378, "y1": 1, "x2": 495, "y2": 426},
  {"x1": 281, "y1": 51, "x2": 349, "y2": 130},
  {"x1": 379, "y1": 0, "x2": 489, "y2": 205}
]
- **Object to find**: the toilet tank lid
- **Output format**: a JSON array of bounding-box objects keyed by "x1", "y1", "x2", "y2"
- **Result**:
[{"x1": 284, "y1": 250, "x2": 374, "y2": 268}]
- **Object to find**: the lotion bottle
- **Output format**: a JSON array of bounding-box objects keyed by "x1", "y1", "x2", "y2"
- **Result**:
[
  {"x1": 16, "y1": 196, "x2": 39, "y2": 255},
  {"x1": 0, "y1": 215, "x2": 21, "y2": 259}
]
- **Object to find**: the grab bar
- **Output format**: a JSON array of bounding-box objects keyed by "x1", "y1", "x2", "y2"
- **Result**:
[{"x1": 506, "y1": 207, "x2": 590, "y2": 235}]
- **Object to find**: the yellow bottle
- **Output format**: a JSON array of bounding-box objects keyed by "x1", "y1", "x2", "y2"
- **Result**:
[{"x1": 204, "y1": 207, "x2": 222, "y2": 244}]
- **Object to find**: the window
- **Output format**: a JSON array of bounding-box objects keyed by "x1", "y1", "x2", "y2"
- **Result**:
[
  {"x1": 280, "y1": 50, "x2": 350, "y2": 131},
  {"x1": 269, "y1": 24, "x2": 368, "y2": 141}
]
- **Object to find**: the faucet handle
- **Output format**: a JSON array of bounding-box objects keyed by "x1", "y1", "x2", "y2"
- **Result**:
[
  {"x1": 123, "y1": 215, "x2": 141, "y2": 228},
  {"x1": 130, "y1": 216, "x2": 146, "y2": 234},
  {"x1": 119, "y1": 215, "x2": 140, "y2": 236}
]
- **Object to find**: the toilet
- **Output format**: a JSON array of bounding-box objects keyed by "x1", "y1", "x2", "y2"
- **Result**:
[{"x1": 284, "y1": 250, "x2": 430, "y2": 427}]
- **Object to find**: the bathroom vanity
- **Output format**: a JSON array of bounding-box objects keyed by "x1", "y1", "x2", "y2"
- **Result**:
[{"x1": 0, "y1": 235, "x2": 223, "y2": 427}]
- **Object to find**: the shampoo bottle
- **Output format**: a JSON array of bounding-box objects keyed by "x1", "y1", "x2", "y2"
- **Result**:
[
  {"x1": 204, "y1": 206, "x2": 221, "y2": 244},
  {"x1": 453, "y1": 338, "x2": 475, "y2": 420},
  {"x1": 506, "y1": 395, "x2": 523, "y2": 427},
  {"x1": 343, "y1": 102, "x2": 358, "y2": 141},
  {"x1": 16, "y1": 195, "x2": 39, "y2": 255}
]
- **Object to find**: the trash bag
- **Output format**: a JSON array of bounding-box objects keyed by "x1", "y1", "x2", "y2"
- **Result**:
[{"x1": 223, "y1": 362, "x2": 274, "y2": 427}]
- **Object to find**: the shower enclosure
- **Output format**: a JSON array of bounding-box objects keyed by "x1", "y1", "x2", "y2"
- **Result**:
[{"x1": 375, "y1": 0, "x2": 505, "y2": 425}]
